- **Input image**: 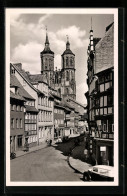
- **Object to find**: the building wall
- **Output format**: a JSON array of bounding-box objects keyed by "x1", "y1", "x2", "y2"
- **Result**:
[
  {"x1": 86, "y1": 23, "x2": 114, "y2": 166},
  {"x1": 25, "y1": 112, "x2": 38, "y2": 147},
  {"x1": 54, "y1": 107, "x2": 65, "y2": 138},
  {"x1": 10, "y1": 99, "x2": 25, "y2": 152}
]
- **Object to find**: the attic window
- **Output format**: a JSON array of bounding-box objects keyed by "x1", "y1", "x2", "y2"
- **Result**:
[{"x1": 11, "y1": 69, "x2": 15, "y2": 74}]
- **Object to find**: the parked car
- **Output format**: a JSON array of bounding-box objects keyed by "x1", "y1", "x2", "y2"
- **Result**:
[
  {"x1": 83, "y1": 165, "x2": 114, "y2": 181},
  {"x1": 55, "y1": 138, "x2": 62, "y2": 143}
]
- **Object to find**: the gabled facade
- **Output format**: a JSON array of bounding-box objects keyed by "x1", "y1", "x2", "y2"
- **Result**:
[
  {"x1": 85, "y1": 22, "x2": 114, "y2": 166},
  {"x1": 10, "y1": 85, "x2": 26, "y2": 153},
  {"x1": 10, "y1": 63, "x2": 54, "y2": 145}
]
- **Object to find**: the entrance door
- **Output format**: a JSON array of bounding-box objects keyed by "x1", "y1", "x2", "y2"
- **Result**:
[
  {"x1": 99, "y1": 146, "x2": 108, "y2": 165},
  {"x1": 17, "y1": 135, "x2": 23, "y2": 149}
]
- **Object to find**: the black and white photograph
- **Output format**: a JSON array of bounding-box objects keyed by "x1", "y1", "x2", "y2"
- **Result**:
[{"x1": 6, "y1": 8, "x2": 118, "y2": 186}]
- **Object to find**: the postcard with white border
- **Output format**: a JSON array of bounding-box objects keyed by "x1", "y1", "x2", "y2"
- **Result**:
[{"x1": 6, "y1": 8, "x2": 118, "y2": 187}]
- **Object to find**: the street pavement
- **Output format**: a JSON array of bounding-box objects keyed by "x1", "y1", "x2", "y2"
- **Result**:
[{"x1": 11, "y1": 146, "x2": 83, "y2": 181}]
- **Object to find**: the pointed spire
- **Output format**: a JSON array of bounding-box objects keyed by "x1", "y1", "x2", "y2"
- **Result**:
[
  {"x1": 45, "y1": 26, "x2": 49, "y2": 45},
  {"x1": 91, "y1": 17, "x2": 92, "y2": 30},
  {"x1": 66, "y1": 35, "x2": 70, "y2": 49}
]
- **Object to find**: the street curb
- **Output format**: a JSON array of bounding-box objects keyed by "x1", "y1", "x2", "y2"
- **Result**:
[
  {"x1": 67, "y1": 145, "x2": 84, "y2": 175},
  {"x1": 11, "y1": 144, "x2": 51, "y2": 160},
  {"x1": 67, "y1": 155, "x2": 83, "y2": 175}
]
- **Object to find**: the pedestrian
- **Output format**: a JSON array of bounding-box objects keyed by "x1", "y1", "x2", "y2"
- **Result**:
[{"x1": 49, "y1": 139, "x2": 52, "y2": 146}]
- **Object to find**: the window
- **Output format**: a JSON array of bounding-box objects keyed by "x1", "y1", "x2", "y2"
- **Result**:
[
  {"x1": 100, "y1": 108, "x2": 103, "y2": 115},
  {"x1": 66, "y1": 57, "x2": 68, "y2": 66},
  {"x1": 38, "y1": 111, "x2": 41, "y2": 122},
  {"x1": 100, "y1": 84, "x2": 104, "y2": 92},
  {"x1": 11, "y1": 118, "x2": 14, "y2": 128},
  {"x1": 108, "y1": 107, "x2": 112, "y2": 114},
  {"x1": 16, "y1": 119, "x2": 19, "y2": 128},
  {"x1": 16, "y1": 105, "x2": 19, "y2": 111},
  {"x1": 20, "y1": 119, "x2": 23, "y2": 128},
  {"x1": 100, "y1": 97, "x2": 103, "y2": 107},
  {"x1": 103, "y1": 124, "x2": 107, "y2": 132},
  {"x1": 112, "y1": 124, "x2": 114, "y2": 132},
  {"x1": 66, "y1": 88, "x2": 69, "y2": 94},
  {"x1": 99, "y1": 76, "x2": 104, "y2": 83},
  {"x1": 107, "y1": 95, "x2": 113, "y2": 105},
  {"x1": 105, "y1": 82, "x2": 110, "y2": 90},
  {"x1": 66, "y1": 71, "x2": 69, "y2": 81},
  {"x1": 104, "y1": 96, "x2": 107, "y2": 106},
  {"x1": 104, "y1": 108, "x2": 107, "y2": 115},
  {"x1": 105, "y1": 73, "x2": 110, "y2": 81},
  {"x1": 11, "y1": 104, "x2": 15, "y2": 111},
  {"x1": 20, "y1": 106, "x2": 23, "y2": 111}
]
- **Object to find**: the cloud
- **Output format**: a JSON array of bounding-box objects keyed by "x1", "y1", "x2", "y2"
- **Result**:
[
  {"x1": 76, "y1": 83, "x2": 88, "y2": 104},
  {"x1": 10, "y1": 14, "x2": 89, "y2": 103},
  {"x1": 54, "y1": 54, "x2": 61, "y2": 70},
  {"x1": 56, "y1": 25, "x2": 86, "y2": 49},
  {"x1": 38, "y1": 14, "x2": 52, "y2": 24},
  {"x1": 11, "y1": 41, "x2": 43, "y2": 74}
]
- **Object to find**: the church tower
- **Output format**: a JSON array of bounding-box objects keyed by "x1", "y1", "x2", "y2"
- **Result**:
[
  {"x1": 40, "y1": 28, "x2": 54, "y2": 86},
  {"x1": 61, "y1": 36, "x2": 76, "y2": 100}
]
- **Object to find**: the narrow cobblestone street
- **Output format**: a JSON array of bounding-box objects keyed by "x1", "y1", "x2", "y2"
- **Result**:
[{"x1": 11, "y1": 146, "x2": 83, "y2": 181}]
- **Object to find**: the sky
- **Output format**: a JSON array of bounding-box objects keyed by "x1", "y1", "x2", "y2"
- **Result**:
[{"x1": 10, "y1": 12, "x2": 114, "y2": 104}]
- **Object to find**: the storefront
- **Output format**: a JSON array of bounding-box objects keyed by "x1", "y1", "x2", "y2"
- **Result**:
[{"x1": 95, "y1": 139, "x2": 114, "y2": 166}]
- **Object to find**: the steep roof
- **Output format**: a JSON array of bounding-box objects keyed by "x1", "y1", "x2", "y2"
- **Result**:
[
  {"x1": 41, "y1": 47, "x2": 54, "y2": 55},
  {"x1": 62, "y1": 49, "x2": 75, "y2": 56},
  {"x1": 11, "y1": 64, "x2": 42, "y2": 94},
  {"x1": 29, "y1": 74, "x2": 48, "y2": 84},
  {"x1": 95, "y1": 22, "x2": 114, "y2": 74},
  {"x1": 25, "y1": 105, "x2": 38, "y2": 113},
  {"x1": 10, "y1": 74, "x2": 35, "y2": 100},
  {"x1": 10, "y1": 91, "x2": 25, "y2": 101}
]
